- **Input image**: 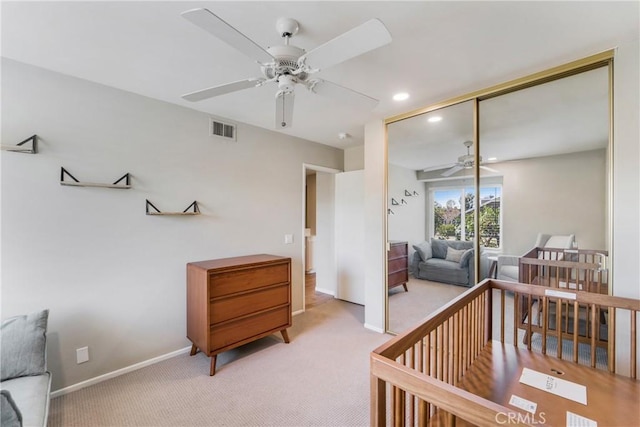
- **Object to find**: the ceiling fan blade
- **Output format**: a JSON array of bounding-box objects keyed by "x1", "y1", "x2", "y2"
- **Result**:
[
  {"x1": 441, "y1": 165, "x2": 464, "y2": 177},
  {"x1": 298, "y1": 19, "x2": 391, "y2": 72},
  {"x1": 275, "y1": 91, "x2": 295, "y2": 129},
  {"x1": 480, "y1": 165, "x2": 501, "y2": 174},
  {"x1": 182, "y1": 8, "x2": 274, "y2": 64},
  {"x1": 309, "y1": 79, "x2": 378, "y2": 110},
  {"x1": 182, "y1": 78, "x2": 264, "y2": 102},
  {"x1": 422, "y1": 163, "x2": 456, "y2": 172}
]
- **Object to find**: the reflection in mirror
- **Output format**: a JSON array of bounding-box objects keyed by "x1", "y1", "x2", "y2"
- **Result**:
[
  {"x1": 481, "y1": 66, "x2": 609, "y2": 286},
  {"x1": 386, "y1": 64, "x2": 610, "y2": 335},
  {"x1": 387, "y1": 100, "x2": 474, "y2": 334}
]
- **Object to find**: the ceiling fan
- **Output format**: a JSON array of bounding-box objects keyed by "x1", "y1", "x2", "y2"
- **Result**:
[
  {"x1": 181, "y1": 8, "x2": 392, "y2": 129},
  {"x1": 423, "y1": 140, "x2": 500, "y2": 177}
]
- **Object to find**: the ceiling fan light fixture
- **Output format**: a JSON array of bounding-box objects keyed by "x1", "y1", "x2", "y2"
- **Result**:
[{"x1": 393, "y1": 92, "x2": 410, "y2": 101}]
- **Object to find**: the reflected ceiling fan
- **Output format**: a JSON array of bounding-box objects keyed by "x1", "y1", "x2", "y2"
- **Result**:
[
  {"x1": 423, "y1": 140, "x2": 500, "y2": 177},
  {"x1": 181, "y1": 8, "x2": 392, "y2": 128}
]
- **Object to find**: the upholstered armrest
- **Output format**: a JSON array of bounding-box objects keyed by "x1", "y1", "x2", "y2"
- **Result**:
[{"x1": 497, "y1": 254, "x2": 519, "y2": 268}]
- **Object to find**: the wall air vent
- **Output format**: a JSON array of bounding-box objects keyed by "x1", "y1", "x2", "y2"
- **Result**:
[{"x1": 210, "y1": 118, "x2": 236, "y2": 141}]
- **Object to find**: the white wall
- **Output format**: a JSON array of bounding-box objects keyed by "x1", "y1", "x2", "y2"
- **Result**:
[
  {"x1": 0, "y1": 59, "x2": 343, "y2": 391},
  {"x1": 344, "y1": 145, "x2": 364, "y2": 171},
  {"x1": 612, "y1": 39, "x2": 640, "y2": 375},
  {"x1": 387, "y1": 163, "x2": 426, "y2": 259},
  {"x1": 499, "y1": 149, "x2": 606, "y2": 255},
  {"x1": 363, "y1": 120, "x2": 386, "y2": 332}
]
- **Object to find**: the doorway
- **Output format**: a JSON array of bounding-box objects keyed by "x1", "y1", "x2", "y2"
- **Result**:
[{"x1": 302, "y1": 164, "x2": 340, "y2": 310}]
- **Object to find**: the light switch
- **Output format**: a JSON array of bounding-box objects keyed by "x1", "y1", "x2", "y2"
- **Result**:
[
  {"x1": 76, "y1": 346, "x2": 89, "y2": 364},
  {"x1": 284, "y1": 234, "x2": 294, "y2": 244}
]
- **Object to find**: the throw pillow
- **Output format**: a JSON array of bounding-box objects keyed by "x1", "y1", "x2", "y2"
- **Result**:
[
  {"x1": 460, "y1": 248, "x2": 474, "y2": 267},
  {"x1": 430, "y1": 239, "x2": 449, "y2": 259},
  {"x1": 0, "y1": 309, "x2": 49, "y2": 381},
  {"x1": 445, "y1": 247, "x2": 466, "y2": 263},
  {"x1": 412, "y1": 241, "x2": 432, "y2": 261},
  {"x1": 1, "y1": 390, "x2": 22, "y2": 427}
]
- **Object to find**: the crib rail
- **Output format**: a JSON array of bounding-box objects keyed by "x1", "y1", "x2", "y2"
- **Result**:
[{"x1": 371, "y1": 279, "x2": 639, "y2": 427}]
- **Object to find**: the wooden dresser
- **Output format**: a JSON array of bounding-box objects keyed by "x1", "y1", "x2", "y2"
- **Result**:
[
  {"x1": 186, "y1": 254, "x2": 291, "y2": 375},
  {"x1": 388, "y1": 241, "x2": 408, "y2": 292}
]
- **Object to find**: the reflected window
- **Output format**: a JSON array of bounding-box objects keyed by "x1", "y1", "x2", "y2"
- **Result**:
[{"x1": 432, "y1": 185, "x2": 502, "y2": 249}]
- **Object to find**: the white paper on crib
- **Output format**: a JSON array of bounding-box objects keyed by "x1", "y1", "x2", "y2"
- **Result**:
[
  {"x1": 519, "y1": 368, "x2": 587, "y2": 404},
  {"x1": 567, "y1": 411, "x2": 597, "y2": 427}
]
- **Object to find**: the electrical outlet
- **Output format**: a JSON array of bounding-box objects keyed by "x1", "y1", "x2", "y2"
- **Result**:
[
  {"x1": 284, "y1": 234, "x2": 294, "y2": 244},
  {"x1": 76, "y1": 346, "x2": 89, "y2": 364}
]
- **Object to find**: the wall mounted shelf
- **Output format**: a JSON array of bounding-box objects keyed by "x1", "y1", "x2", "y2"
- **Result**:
[
  {"x1": 146, "y1": 200, "x2": 200, "y2": 216},
  {"x1": 60, "y1": 167, "x2": 131, "y2": 189},
  {"x1": 1, "y1": 135, "x2": 38, "y2": 154}
]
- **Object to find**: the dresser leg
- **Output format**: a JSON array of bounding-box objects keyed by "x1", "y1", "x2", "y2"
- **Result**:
[
  {"x1": 209, "y1": 355, "x2": 217, "y2": 376},
  {"x1": 402, "y1": 283, "x2": 408, "y2": 292},
  {"x1": 190, "y1": 344, "x2": 198, "y2": 356},
  {"x1": 281, "y1": 329, "x2": 290, "y2": 343}
]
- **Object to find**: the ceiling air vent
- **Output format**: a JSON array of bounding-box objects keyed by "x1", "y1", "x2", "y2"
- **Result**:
[{"x1": 210, "y1": 118, "x2": 236, "y2": 141}]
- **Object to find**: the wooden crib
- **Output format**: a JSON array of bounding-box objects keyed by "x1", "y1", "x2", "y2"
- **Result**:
[
  {"x1": 371, "y1": 279, "x2": 639, "y2": 426},
  {"x1": 518, "y1": 248, "x2": 609, "y2": 349}
]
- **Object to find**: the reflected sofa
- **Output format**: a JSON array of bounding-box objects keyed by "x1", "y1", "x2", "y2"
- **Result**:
[{"x1": 410, "y1": 238, "x2": 489, "y2": 287}]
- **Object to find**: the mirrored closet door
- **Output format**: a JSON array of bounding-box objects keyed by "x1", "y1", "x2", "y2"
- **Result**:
[{"x1": 386, "y1": 55, "x2": 612, "y2": 334}]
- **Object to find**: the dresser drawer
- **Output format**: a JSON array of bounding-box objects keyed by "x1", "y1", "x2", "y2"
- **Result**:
[
  {"x1": 388, "y1": 257, "x2": 408, "y2": 274},
  {"x1": 210, "y1": 284, "x2": 289, "y2": 325},
  {"x1": 210, "y1": 306, "x2": 289, "y2": 352},
  {"x1": 389, "y1": 242, "x2": 408, "y2": 259},
  {"x1": 209, "y1": 263, "x2": 289, "y2": 297},
  {"x1": 389, "y1": 270, "x2": 408, "y2": 287}
]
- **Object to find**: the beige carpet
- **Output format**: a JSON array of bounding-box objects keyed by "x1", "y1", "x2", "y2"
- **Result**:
[
  {"x1": 48, "y1": 299, "x2": 389, "y2": 427},
  {"x1": 388, "y1": 277, "x2": 468, "y2": 334}
]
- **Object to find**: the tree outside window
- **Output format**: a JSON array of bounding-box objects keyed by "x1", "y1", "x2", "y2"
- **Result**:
[{"x1": 433, "y1": 187, "x2": 501, "y2": 248}]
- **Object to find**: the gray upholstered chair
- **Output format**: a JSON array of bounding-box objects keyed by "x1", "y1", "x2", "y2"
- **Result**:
[{"x1": 496, "y1": 233, "x2": 575, "y2": 282}]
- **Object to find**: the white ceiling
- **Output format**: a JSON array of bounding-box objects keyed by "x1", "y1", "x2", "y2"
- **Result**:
[
  {"x1": 2, "y1": 1, "x2": 638, "y2": 152},
  {"x1": 388, "y1": 66, "x2": 610, "y2": 171}
]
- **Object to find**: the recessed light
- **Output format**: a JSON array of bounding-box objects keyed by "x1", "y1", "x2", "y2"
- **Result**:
[
  {"x1": 488, "y1": 157, "x2": 497, "y2": 161},
  {"x1": 393, "y1": 92, "x2": 410, "y2": 101},
  {"x1": 427, "y1": 116, "x2": 442, "y2": 123}
]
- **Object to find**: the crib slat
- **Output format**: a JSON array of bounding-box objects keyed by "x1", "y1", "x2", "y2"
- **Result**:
[
  {"x1": 527, "y1": 294, "x2": 533, "y2": 351},
  {"x1": 453, "y1": 312, "x2": 459, "y2": 384},
  {"x1": 557, "y1": 297, "x2": 563, "y2": 359},
  {"x1": 573, "y1": 301, "x2": 579, "y2": 363},
  {"x1": 630, "y1": 310, "x2": 637, "y2": 380},
  {"x1": 513, "y1": 292, "x2": 519, "y2": 346},
  {"x1": 609, "y1": 307, "x2": 616, "y2": 374},
  {"x1": 590, "y1": 303, "x2": 597, "y2": 368},
  {"x1": 542, "y1": 297, "x2": 548, "y2": 355}
]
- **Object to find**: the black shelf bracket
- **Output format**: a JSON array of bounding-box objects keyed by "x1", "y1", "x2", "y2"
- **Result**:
[
  {"x1": 60, "y1": 167, "x2": 131, "y2": 189},
  {"x1": 146, "y1": 199, "x2": 200, "y2": 216},
  {"x1": 1, "y1": 135, "x2": 38, "y2": 154}
]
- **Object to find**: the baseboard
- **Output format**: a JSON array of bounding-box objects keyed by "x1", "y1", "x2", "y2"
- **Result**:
[
  {"x1": 50, "y1": 346, "x2": 192, "y2": 398},
  {"x1": 292, "y1": 308, "x2": 305, "y2": 316},
  {"x1": 364, "y1": 323, "x2": 385, "y2": 333},
  {"x1": 315, "y1": 287, "x2": 336, "y2": 296}
]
